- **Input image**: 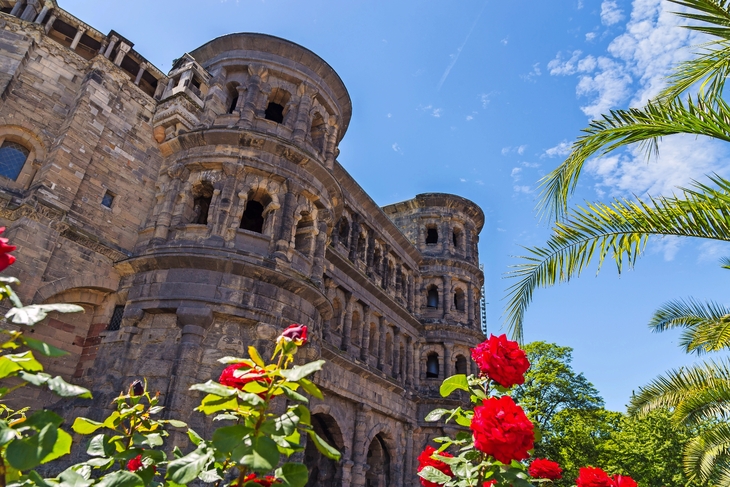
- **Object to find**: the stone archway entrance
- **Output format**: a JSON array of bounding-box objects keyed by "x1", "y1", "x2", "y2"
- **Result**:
[
  {"x1": 365, "y1": 434, "x2": 390, "y2": 487},
  {"x1": 304, "y1": 413, "x2": 344, "y2": 487}
]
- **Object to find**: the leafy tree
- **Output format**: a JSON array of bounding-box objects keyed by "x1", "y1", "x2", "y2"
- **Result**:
[
  {"x1": 512, "y1": 342, "x2": 603, "y2": 433},
  {"x1": 502, "y1": 0, "x2": 730, "y2": 481}
]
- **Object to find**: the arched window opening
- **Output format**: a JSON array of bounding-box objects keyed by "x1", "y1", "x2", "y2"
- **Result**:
[
  {"x1": 331, "y1": 299, "x2": 342, "y2": 334},
  {"x1": 427, "y1": 285, "x2": 439, "y2": 308},
  {"x1": 294, "y1": 212, "x2": 315, "y2": 256},
  {"x1": 426, "y1": 226, "x2": 438, "y2": 244},
  {"x1": 227, "y1": 83, "x2": 240, "y2": 114},
  {"x1": 357, "y1": 233, "x2": 367, "y2": 261},
  {"x1": 373, "y1": 248, "x2": 382, "y2": 275},
  {"x1": 351, "y1": 310, "x2": 361, "y2": 347},
  {"x1": 304, "y1": 414, "x2": 344, "y2": 487},
  {"x1": 265, "y1": 102, "x2": 285, "y2": 123},
  {"x1": 228, "y1": 94, "x2": 239, "y2": 114},
  {"x1": 366, "y1": 435, "x2": 391, "y2": 487},
  {"x1": 369, "y1": 322, "x2": 378, "y2": 354},
  {"x1": 426, "y1": 353, "x2": 440, "y2": 378},
  {"x1": 455, "y1": 355, "x2": 468, "y2": 375},
  {"x1": 310, "y1": 113, "x2": 326, "y2": 153},
  {"x1": 337, "y1": 218, "x2": 350, "y2": 247},
  {"x1": 453, "y1": 228, "x2": 462, "y2": 249},
  {"x1": 192, "y1": 181, "x2": 214, "y2": 225},
  {"x1": 454, "y1": 288, "x2": 465, "y2": 312},
  {"x1": 0, "y1": 141, "x2": 29, "y2": 181},
  {"x1": 240, "y1": 200, "x2": 265, "y2": 233}
]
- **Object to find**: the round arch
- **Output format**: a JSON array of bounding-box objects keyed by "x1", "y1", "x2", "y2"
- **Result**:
[{"x1": 304, "y1": 411, "x2": 345, "y2": 487}]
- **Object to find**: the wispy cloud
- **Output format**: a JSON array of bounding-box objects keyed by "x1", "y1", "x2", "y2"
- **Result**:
[
  {"x1": 502, "y1": 145, "x2": 528, "y2": 156},
  {"x1": 438, "y1": 0, "x2": 488, "y2": 90},
  {"x1": 417, "y1": 104, "x2": 443, "y2": 118},
  {"x1": 521, "y1": 63, "x2": 542, "y2": 82},
  {"x1": 601, "y1": 0, "x2": 624, "y2": 26},
  {"x1": 479, "y1": 93, "x2": 492, "y2": 108},
  {"x1": 392, "y1": 143, "x2": 403, "y2": 154},
  {"x1": 543, "y1": 140, "x2": 572, "y2": 158}
]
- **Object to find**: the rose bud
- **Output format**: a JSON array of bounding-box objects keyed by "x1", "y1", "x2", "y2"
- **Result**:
[
  {"x1": 130, "y1": 380, "x2": 144, "y2": 396},
  {"x1": 279, "y1": 324, "x2": 308, "y2": 346}
]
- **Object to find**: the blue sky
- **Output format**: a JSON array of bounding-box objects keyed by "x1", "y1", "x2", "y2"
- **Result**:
[{"x1": 62, "y1": 0, "x2": 729, "y2": 411}]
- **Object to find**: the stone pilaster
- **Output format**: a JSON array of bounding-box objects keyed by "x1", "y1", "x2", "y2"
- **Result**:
[
  {"x1": 350, "y1": 404, "x2": 371, "y2": 487},
  {"x1": 341, "y1": 292, "x2": 354, "y2": 351}
]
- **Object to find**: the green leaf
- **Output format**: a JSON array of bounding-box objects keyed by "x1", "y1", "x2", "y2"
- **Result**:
[
  {"x1": 40, "y1": 429, "x2": 72, "y2": 464},
  {"x1": 275, "y1": 463, "x2": 309, "y2": 487},
  {"x1": 275, "y1": 409, "x2": 301, "y2": 437},
  {"x1": 166, "y1": 448, "x2": 214, "y2": 484},
  {"x1": 298, "y1": 378, "x2": 323, "y2": 399},
  {"x1": 280, "y1": 360, "x2": 325, "y2": 382},
  {"x1": 440, "y1": 375, "x2": 469, "y2": 397},
  {"x1": 95, "y1": 470, "x2": 144, "y2": 487},
  {"x1": 424, "y1": 408, "x2": 450, "y2": 422},
  {"x1": 198, "y1": 469, "x2": 223, "y2": 483},
  {"x1": 6, "y1": 423, "x2": 58, "y2": 470},
  {"x1": 138, "y1": 432, "x2": 163, "y2": 447},
  {"x1": 19, "y1": 372, "x2": 92, "y2": 398},
  {"x1": 248, "y1": 346, "x2": 265, "y2": 368},
  {"x1": 58, "y1": 466, "x2": 94, "y2": 487},
  {"x1": 87, "y1": 434, "x2": 115, "y2": 458},
  {"x1": 212, "y1": 425, "x2": 249, "y2": 454},
  {"x1": 280, "y1": 384, "x2": 308, "y2": 403},
  {"x1": 20, "y1": 336, "x2": 67, "y2": 357},
  {"x1": 164, "y1": 419, "x2": 187, "y2": 428},
  {"x1": 6, "y1": 304, "x2": 84, "y2": 326},
  {"x1": 197, "y1": 393, "x2": 239, "y2": 414},
  {"x1": 190, "y1": 380, "x2": 237, "y2": 397},
  {"x1": 23, "y1": 410, "x2": 64, "y2": 430},
  {"x1": 418, "y1": 466, "x2": 452, "y2": 484},
  {"x1": 72, "y1": 417, "x2": 104, "y2": 435},
  {"x1": 187, "y1": 428, "x2": 203, "y2": 446},
  {"x1": 236, "y1": 436, "x2": 280, "y2": 472},
  {"x1": 0, "y1": 356, "x2": 22, "y2": 379},
  {"x1": 307, "y1": 430, "x2": 341, "y2": 461},
  {"x1": 0, "y1": 420, "x2": 17, "y2": 445}
]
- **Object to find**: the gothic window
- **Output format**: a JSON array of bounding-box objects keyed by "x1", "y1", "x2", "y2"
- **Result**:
[
  {"x1": 426, "y1": 352, "x2": 440, "y2": 378},
  {"x1": 454, "y1": 288, "x2": 465, "y2": 312},
  {"x1": 240, "y1": 200, "x2": 265, "y2": 233},
  {"x1": 426, "y1": 285, "x2": 439, "y2": 308},
  {"x1": 455, "y1": 355, "x2": 468, "y2": 375},
  {"x1": 426, "y1": 226, "x2": 438, "y2": 244},
  {"x1": 0, "y1": 141, "x2": 29, "y2": 181},
  {"x1": 192, "y1": 181, "x2": 214, "y2": 225}
]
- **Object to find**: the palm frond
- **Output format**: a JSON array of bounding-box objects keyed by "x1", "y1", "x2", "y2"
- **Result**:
[
  {"x1": 683, "y1": 422, "x2": 730, "y2": 484},
  {"x1": 669, "y1": 0, "x2": 730, "y2": 40},
  {"x1": 505, "y1": 180, "x2": 730, "y2": 341},
  {"x1": 650, "y1": 297, "x2": 730, "y2": 354},
  {"x1": 658, "y1": 40, "x2": 730, "y2": 102},
  {"x1": 721, "y1": 256, "x2": 730, "y2": 268},
  {"x1": 538, "y1": 95, "x2": 730, "y2": 219}
]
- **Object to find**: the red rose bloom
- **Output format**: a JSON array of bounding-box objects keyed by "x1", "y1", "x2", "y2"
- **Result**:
[
  {"x1": 576, "y1": 467, "x2": 613, "y2": 487},
  {"x1": 243, "y1": 474, "x2": 281, "y2": 486},
  {"x1": 127, "y1": 455, "x2": 143, "y2": 471},
  {"x1": 612, "y1": 475, "x2": 637, "y2": 487},
  {"x1": 219, "y1": 363, "x2": 271, "y2": 394},
  {"x1": 0, "y1": 228, "x2": 17, "y2": 272},
  {"x1": 528, "y1": 458, "x2": 562, "y2": 480},
  {"x1": 417, "y1": 445, "x2": 453, "y2": 487},
  {"x1": 470, "y1": 395, "x2": 534, "y2": 464},
  {"x1": 483, "y1": 481, "x2": 497, "y2": 487},
  {"x1": 471, "y1": 334, "x2": 530, "y2": 388},
  {"x1": 279, "y1": 324, "x2": 308, "y2": 345}
]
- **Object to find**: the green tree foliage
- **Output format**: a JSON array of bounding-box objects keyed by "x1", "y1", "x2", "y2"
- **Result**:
[{"x1": 512, "y1": 342, "x2": 603, "y2": 433}]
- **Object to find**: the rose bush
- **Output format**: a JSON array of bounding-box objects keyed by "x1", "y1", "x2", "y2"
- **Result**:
[
  {"x1": 418, "y1": 445, "x2": 454, "y2": 487},
  {"x1": 528, "y1": 458, "x2": 562, "y2": 480}
]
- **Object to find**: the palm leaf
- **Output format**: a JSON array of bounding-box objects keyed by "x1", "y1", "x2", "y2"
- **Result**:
[
  {"x1": 658, "y1": 40, "x2": 730, "y2": 102},
  {"x1": 506, "y1": 178, "x2": 730, "y2": 341},
  {"x1": 669, "y1": 0, "x2": 730, "y2": 40},
  {"x1": 538, "y1": 95, "x2": 730, "y2": 219},
  {"x1": 650, "y1": 297, "x2": 730, "y2": 354},
  {"x1": 683, "y1": 421, "x2": 730, "y2": 484}
]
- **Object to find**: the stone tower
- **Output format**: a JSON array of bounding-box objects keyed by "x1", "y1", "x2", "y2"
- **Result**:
[{"x1": 0, "y1": 3, "x2": 485, "y2": 486}]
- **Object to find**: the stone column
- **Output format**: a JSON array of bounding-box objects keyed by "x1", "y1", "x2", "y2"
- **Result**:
[
  {"x1": 273, "y1": 185, "x2": 298, "y2": 259},
  {"x1": 414, "y1": 340, "x2": 422, "y2": 387},
  {"x1": 152, "y1": 171, "x2": 185, "y2": 242},
  {"x1": 113, "y1": 42, "x2": 131, "y2": 67},
  {"x1": 466, "y1": 281, "x2": 475, "y2": 327},
  {"x1": 348, "y1": 214, "x2": 360, "y2": 263},
  {"x1": 69, "y1": 27, "x2": 86, "y2": 50},
  {"x1": 292, "y1": 83, "x2": 315, "y2": 143},
  {"x1": 465, "y1": 226, "x2": 473, "y2": 261},
  {"x1": 350, "y1": 404, "x2": 371, "y2": 487},
  {"x1": 360, "y1": 305, "x2": 371, "y2": 361},
  {"x1": 240, "y1": 64, "x2": 267, "y2": 127},
  {"x1": 165, "y1": 307, "x2": 213, "y2": 447},
  {"x1": 310, "y1": 218, "x2": 329, "y2": 287},
  {"x1": 442, "y1": 275, "x2": 451, "y2": 320},
  {"x1": 44, "y1": 13, "x2": 56, "y2": 34},
  {"x1": 103, "y1": 35, "x2": 118, "y2": 59},
  {"x1": 405, "y1": 335, "x2": 413, "y2": 387},
  {"x1": 392, "y1": 328, "x2": 401, "y2": 380},
  {"x1": 341, "y1": 293, "x2": 354, "y2": 351},
  {"x1": 20, "y1": 0, "x2": 39, "y2": 21},
  {"x1": 10, "y1": 1, "x2": 24, "y2": 17},
  {"x1": 377, "y1": 316, "x2": 387, "y2": 371},
  {"x1": 134, "y1": 62, "x2": 149, "y2": 86},
  {"x1": 322, "y1": 280, "x2": 336, "y2": 344},
  {"x1": 324, "y1": 117, "x2": 339, "y2": 169},
  {"x1": 443, "y1": 342, "x2": 454, "y2": 379},
  {"x1": 34, "y1": 3, "x2": 50, "y2": 24}
]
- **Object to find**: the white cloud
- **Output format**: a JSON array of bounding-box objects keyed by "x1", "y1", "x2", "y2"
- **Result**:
[
  {"x1": 501, "y1": 37, "x2": 509, "y2": 46},
  {"x1": 501, "y1": 147, "x2": 511, "y2": 155},
  {"x1": 697, "y1": 241, "x2": 728, "y2": 264},
  {"x1": 387, "y1": 113, "x2": 392, "y2": 118},
  {"x1": 651, "y1": 236, "x2": 683, "y2": 261},
  {"x1": 521, "y1": 63, "x2": 542, "y2": 82},
  {"x1": 586, "y1": 135, "x2": 730, "y2": 198},
  {"x1": 480, "y1": 93, "x2": 491, "y2": 108},
  {"x1": 392, "y1": 143, "x2": 403, "y2": 154},
  {"x1": 517, "y1": 144, "x2": 527, "y2": 155},
  {"x1": 511, "y1": 167, "x2": 523, "y2": 180},
  {"x1": 466, "y1": 115, "x2": 474, "y2": 121},
  {"x1": 586, "y1": 32, "x2": 597, "y2": 42},
  {"x1": 544, "y1": 140, "x2": 572, "y2": 158},
  {"x1": 417, "y1": 104, "x2": 443, "y2": 118},
  {"x1": 575, "y1": 57, "x2": 632, "y2": 118},
  {"x1": 475, "y1": 179, "x2": 485, "y2": 185},
  {"x1": 514, "y1": 185, "x2": 532, "y2": 194},
  {"x1": 601, "y1": 0, "x2": 624, "y2": 26},
  {"x1": 522, "y1": 161, "x2": 540, "y2": 168},
  {"x1": 432, "y1": 108, "x2": 443, "y2": 118},
  {"x1": 460, "y1": 178, "x2": 467, "y2": 182}
]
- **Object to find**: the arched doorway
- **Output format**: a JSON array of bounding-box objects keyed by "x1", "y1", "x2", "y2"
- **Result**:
[
  {"x1": 304, "y1": 413, "x2": 343, "y2": 487},
  {"x1": 366, "y1": 434, "x2": 391, "y2": 487}
]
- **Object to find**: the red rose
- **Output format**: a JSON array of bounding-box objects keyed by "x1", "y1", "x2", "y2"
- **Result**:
[
  {"x1": 612, "y1": 475, "x2": 637, "y2": 487},
  {"x1": 483, "y1": 481, "x2": 497, "y2": 487},
  {"x1": 219, "y1": 363, "x2": 271, "y2": 394},
  {"x1": 417, "y1": 445, "x2": 453, "y2": 487},
  {"x1": 471, "y1": 334, "x2": 530, "y2": 388},
  {"x1": 127, "y1": 455, "x2": 143, "y2": 471},
  {"x1": 528, "y1": 458, "x2": 562, "y2": 480},
  {"x1": 0, "y1": 228, "x2": 16, "y2": 272},
  {"x1": 470, "y1": 395, "x2": 534, "y2": 464},
  {"x1": 243, "y1": 474, "x2": 281, "y2": 486},
  {"x1": 576, "y1": 467, "x2": 613, "y2": 487},
  {"x1": 279, "y1": 323, "x2": 308, "y2": 345}
]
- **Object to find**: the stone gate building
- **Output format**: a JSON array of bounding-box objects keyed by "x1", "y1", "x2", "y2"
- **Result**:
[{"x1": 0, "y1": 2, "x2": 486, "y2": 486}]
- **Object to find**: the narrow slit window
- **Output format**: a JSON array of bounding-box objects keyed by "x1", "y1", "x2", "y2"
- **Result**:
[
  {"x1": 107, "y1": 305, "x2": 125, "y2": 331},
  {"x1": 427, "y1": 286, "x2": 439, "y2": 308},
  {"x1": 101, "y1": 190, "x2": 115, "y2": 208},
  {"x1": 426, "y1": 353, "x2": 440, "y2": 378}
]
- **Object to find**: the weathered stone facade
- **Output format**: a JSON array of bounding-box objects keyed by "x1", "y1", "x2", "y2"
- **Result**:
[{"x1": 0, "y1": 2, "x2": 485, "y2": 486}]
